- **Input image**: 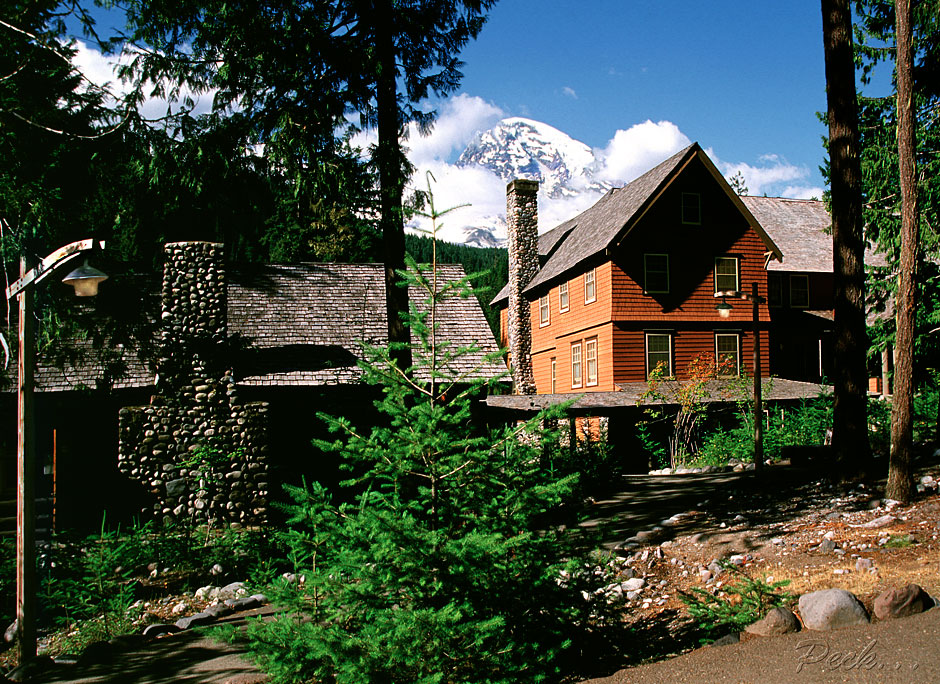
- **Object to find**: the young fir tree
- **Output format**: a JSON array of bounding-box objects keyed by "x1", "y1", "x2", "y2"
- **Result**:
[{"x1": 236, "y1": 199, "x2": 613, "y2": 683}]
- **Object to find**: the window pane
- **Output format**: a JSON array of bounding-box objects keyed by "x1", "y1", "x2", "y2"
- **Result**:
[
  {"x1": 715, "y1": 257, "x2": 738, "y2": 292},
  {"x1": 790, "y1": 275, "x2": 809, "y2": 307},
  {"x1": 646, "y1": 334, "x2": 671, "y2": 376},
  {"x1": 586, "y1": 339, "x2": 597, "y2": 385},
  {"x1": 682, "y1": 193, "x2": 701, "y2": 224},
  {"x1": 768, "y1": 274, "x2": 783, "y2": 307},
  {"x1": 716, "y1": 334, "x2": 739, "y2": 375},
  {"x1": 571, "y1": 343, "x2": 582, "y2": 387},
  {"x1": 585, "y1": 269, "x2": 596, "y2": 302},
  {"x1": 644, "y1": 254, "x2": 669, "y2": 293},
  {"x1": 539, "y1": 295, "x2": 549, "y2": 325},
  {"x1": 559, "y1": 282, "x2": 569, "y2": 311}
]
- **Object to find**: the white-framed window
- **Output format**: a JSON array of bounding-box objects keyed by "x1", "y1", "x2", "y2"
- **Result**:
[
  {"x1": 539, "y1": 294, "x2": 550, "y2": 327},
  {"x1": 790, "y1": 274, "x2": 809, "y2": 308},
  {"x1": 571, "y1": 341, "x2": 583, "y2": 389},
  {"x1": 644, "y1": 254, "x2": 670, "y2": 294},
  {"x1": 682, "y1": 192, "x2": 701, "y2": 225},
  {"x1": 645, "y1": 332, "x2": 673, "y2": 378},
  {"x1": 551, "y1": 357, "x2": 557, "y2": 393},
  {"x1": 585, "y1": 338, "x2": 598, "y2": 386},
  {"x1": 714, "y1": 257, "x2": 739, "y2": 293},
  {"x1": 768, "y1": 274, "x2": 783, "y2": 307},
  {"x1": 584, "y1": 268, "x2": 596, "y2": 304},
  {"x1": 559, "y1": 281, "x2": 569, "y2": 312},
  {"x1": 715, "y1": 333, "x2": 741, "y2": 376}
]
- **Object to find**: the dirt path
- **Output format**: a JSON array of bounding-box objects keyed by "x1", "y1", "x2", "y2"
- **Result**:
[
  {"x1": 583, "y1": 606, "x2": 940, "y2": 684},
  {"x1": 31, "y1": 605, "x2": 276, "y2": 684}
]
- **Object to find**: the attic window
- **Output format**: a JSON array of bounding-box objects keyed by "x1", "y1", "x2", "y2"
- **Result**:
[
  {"x1": 644, "y1": 254, "x2": 670, "y2": 294},
  {"x1": 682, "y1": 193, "x2": 701, "y2": 225}
]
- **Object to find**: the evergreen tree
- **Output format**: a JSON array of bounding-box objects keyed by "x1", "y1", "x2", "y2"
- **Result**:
[{"x1": 234, "y1": 248, "x2": 611, "y2": 682}]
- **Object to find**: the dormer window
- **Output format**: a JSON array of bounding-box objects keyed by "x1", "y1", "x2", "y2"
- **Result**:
[{"x1": 682, "y1": 192, "x2": 701, "y2": 225}]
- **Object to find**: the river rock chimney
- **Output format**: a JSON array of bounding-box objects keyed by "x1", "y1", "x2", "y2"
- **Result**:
[{"x1": 506, "y1": 179, "x2": 539, "y2": 395}]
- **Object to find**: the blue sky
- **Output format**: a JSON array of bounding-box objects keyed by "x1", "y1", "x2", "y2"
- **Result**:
[
  {"x1": 455, "y1": 0, "x2": 830, "y2": 189},
  {"x1": 69, "y1": 1, "x2": 865, "y2": 239}
]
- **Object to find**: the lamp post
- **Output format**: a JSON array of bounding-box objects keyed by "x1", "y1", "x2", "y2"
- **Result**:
[
  {"x1": 715, "y1": 282, "x2": 766, "y2": 474},
  {"x1": 5, "y1": 239, "x2": 107, "y2": 665}
]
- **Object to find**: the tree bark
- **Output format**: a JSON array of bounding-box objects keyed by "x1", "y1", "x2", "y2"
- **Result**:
[
  {"x1": 374, "y1": 0, "x2": 412, "y2": 371},
  {"x1": 821, "y1": 0, "x2": 871, "y2": 475},
  {"x1": 887, "y1": 0, "x2": 918, "y2": 503}
]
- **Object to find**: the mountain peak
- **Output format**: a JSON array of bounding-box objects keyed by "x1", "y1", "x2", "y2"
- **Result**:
[{"x1": 457, "y1": 118, "x2": 612, "y2": 200}]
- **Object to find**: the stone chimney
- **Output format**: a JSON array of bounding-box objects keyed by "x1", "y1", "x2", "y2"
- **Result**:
[{"x1": 506, "y1": 179, "x2": 539, "y2": 395}]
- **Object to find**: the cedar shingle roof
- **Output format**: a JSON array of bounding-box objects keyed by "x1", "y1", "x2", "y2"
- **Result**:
[
  {"x1": 492, "y1": 143, "x2": 781, "y2": 304},
  {"x1": 741, "y1": 196, "x2": 888, "y2": 272},
  {"x1": 228, "y1": 263, "x2": 503, "y2": 386},
  {"x1": 25, "y1": 263, "x2": 502, "y2": 392}
]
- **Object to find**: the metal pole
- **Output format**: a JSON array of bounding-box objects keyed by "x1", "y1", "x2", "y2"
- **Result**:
[
  {"x1": 16, "y1": 256, "x2": 37, "y2": 664},
  {"x1": 752, "y1": 282, "x2": 763, "y2": 473}
]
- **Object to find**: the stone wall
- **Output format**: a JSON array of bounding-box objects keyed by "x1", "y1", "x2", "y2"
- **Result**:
[
  {"x1": 117, "y1": 242, "x2": 270, "y2": 527},
  {"x1": 506, "y1": 179, "x2": 539, "y2": 395}
]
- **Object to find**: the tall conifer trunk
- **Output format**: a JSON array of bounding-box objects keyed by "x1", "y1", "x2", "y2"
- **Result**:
[
  {"x1": 887, "y1": 0, "x2": 918, "y2": 502},
  {"x1": 374, "y1": 0, "x2": 412, "y2": 371},
  {"x1": 821, "y1": 0, "x2": 871, "y2": 475}
]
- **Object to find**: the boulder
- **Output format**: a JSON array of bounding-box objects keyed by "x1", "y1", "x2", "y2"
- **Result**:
[
  {"x1": 745, "y1": 606, "x2": 801, "y2": 636},
  {"x1": 4, "y1": 619, "x2": 17, "y2": 643},
  {"x1": 175, "y1": 612, "x2": 215, "y2": 630},
  {"x1": 817, "y1": 539, "x2": 836, "y2": 554},
  {"x1": 143, "y1": 623, "x2": 182, "y2": 639},
  {"x1": 874, "y1": 584, "x2": 933, "y2": 620},
  {"x1": 799, "y1": 588, "x2": 870, "y2": 630}
]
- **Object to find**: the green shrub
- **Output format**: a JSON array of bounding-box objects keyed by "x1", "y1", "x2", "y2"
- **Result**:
[
  {"x1": 41, "y1": 518, "x2": 141, "y2": 644},
  {"x1": 680, "y1": 560, "x2": 793, "y2": 639}
]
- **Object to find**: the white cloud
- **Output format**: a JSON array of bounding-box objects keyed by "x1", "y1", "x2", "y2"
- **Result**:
[
  {"x1": 595, "y1": 120, "x2": 691, "y2": 185},
  {"x1": 781, "y1": 185, "x2": 825, "y2": 200},
  {"x1": 70, "y1": 40, "x2": 215, "y2": 121},
  {"x1": 562, "y1": 86, "x2": 578, "y2": 99},
  {"x1": 719, "y1": 155, "x2": 813, "y2": 198},
  {"x1": 405, "y1": 93, "x2": 503, "y2": 167}
]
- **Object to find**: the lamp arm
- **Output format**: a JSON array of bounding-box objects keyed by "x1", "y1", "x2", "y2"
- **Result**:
[{"x1": 5, "y1": 239, "x2": 106, "y2": 300}]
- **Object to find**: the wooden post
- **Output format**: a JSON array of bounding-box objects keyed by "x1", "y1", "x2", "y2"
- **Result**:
[
  {"x1": 16, "y1": 256, "x2": 37, "y2": 664},
  {"x1": 752, "y1": 282, "x2": 764, "y2": 473}
]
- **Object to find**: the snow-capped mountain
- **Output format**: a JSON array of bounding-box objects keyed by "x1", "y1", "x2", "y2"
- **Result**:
[
  {"x1": 457, "y1": 117, "x2": 613, "y2": 200},
  {"x1": 427, "y1": 117, "x2": 613, "y2": 247}
]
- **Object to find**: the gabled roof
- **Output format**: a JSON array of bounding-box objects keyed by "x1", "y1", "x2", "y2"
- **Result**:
[
  {"x1": 22, "y1": 263, "x2": 502, "y2": 392},
  {"x1": 492, "y1": 143, "x2": 782, "y2": 304}
]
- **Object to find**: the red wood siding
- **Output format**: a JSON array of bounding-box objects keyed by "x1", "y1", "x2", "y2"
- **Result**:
[
  {"x1": 613, "y1": 324, "x2": 771, "y2": 383},
  {"x1": 610, "y1": 164, "x2": 771, "y2": 325}
]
